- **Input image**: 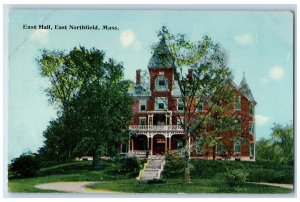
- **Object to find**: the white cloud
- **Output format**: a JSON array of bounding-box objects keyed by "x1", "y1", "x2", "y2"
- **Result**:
[
  {"x1": 30, "y1": 29, "x2": 49, "y2": 44},
  {"x1": 269, "y1": 66, "x2": 284, "y2": 80},
  {"x1": 255, "y1": 115, "x2": 269, "y2": 125},
  {"x1": 120, "y1": 29, "x2": 135, "y2": 47},
  {"x1": 234, "y1": 33, "x2": 253, "y2": 45}
]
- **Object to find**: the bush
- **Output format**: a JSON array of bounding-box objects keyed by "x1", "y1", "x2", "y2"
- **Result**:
[
  {"x1": 162, "y1": 152, "x2": 187, "y2": 178},
  {"x1": 222, "y1": 168, "x2": 249, "y2": 187},
  {"x1": 10, "y1": 153, "x2": 40, "y2": 178}
]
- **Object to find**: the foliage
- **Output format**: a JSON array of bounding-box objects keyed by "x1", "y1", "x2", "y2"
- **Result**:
[
  {"x1": 149, "y1": 26, "x2": 233, "y2": 182},
  {"x1": 197, "y1": 84, "x2": 243, "y2": 160},
  {"x1": 162, "y1": 152, "x2": 187, "y2": 178},
  {"x1": 256, "y1": 122, "x2": 293, "y2": 167},
  {"x1": 37, "y1": 47, "x2": 133, "y2": 166},
  {"x1": 10, "y1": 152, "x2": 40, "y2": 178},
  {"x1": 221, "y1": 168, "x2": 248, "y2": 187}
]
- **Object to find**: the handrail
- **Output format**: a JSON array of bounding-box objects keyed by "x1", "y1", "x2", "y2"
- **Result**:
[{"x1": 129, "y1": 125, "x2": 183, "y2": 131}]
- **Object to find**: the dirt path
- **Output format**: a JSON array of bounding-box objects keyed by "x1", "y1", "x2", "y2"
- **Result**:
[
  {"x1": 35, "y1": 181, "x2": 123, "y2": 194},
  {"x1": 255, "y1": 182, "x2": 293, "y2": 189}
]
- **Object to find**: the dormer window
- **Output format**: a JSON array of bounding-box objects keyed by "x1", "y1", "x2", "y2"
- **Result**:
[{"x1": 155, "y1": 75, "x2": 168, "y2": 91}]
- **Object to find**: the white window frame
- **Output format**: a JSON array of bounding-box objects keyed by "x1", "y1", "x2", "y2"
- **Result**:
[
  {"x1": 139, "y1": 99, "x2": 147, "y2": 111},
  {"x1": 249, "y1": 122, "x2": 254, "y2": 134},
  {"x1": 234, "y1": 96, "x2": 241, "y2": 111},
  {"x1": 234, "y1": 141, "x2": 241, "y2": 155},
  {"x1": 155, "y1": 75, "x2": 168, "y2": 91},
  {"x1": 177, "y1": 117, "x2": 184, "y2": 126},
  {"x1": 155, "y1": 97, "x2": 168, "y2": 111},
  {"x1": 139, "y1": 117, "x2": 146, "y2": 126},
  {"x1": 250, "y1": 143, "x2": 255, "y2": 157},
  {"x1": 177, "y1": 98, "x2": 184, "y2": 111}
]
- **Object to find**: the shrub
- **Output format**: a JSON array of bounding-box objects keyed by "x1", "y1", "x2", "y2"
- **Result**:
[
  {"x1": 223, "y1": 168, "x2": 249, "y2": 187},
  {"x1": 10, "y1": 153, "x2": 40, "y2": 178},
  {"x1": 163, "y1": 152, "x2": 186, "y2": 178},
  {"x1": 120, "y1": 157, "x2": 144, "y2": 173}
]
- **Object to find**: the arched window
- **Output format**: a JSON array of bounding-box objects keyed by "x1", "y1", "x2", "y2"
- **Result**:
[{"x1": 155, "y1": 75, "x2": 168, "y2": 91}]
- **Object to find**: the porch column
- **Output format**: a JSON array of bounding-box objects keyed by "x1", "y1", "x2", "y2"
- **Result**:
[
  {"x1": 131, "y1": 139, "x2": 134, "y2": 152},
  {"x1": 120, "y1": 144, "x2": 122, "y2": 153},
  {"x1": 169, "y1": 135, "x2": 172, "y2": 151},
  {"x1": 151, "y1": 136, "x2": 153, "y2": 155},
  {"x1": 128, "y1": 139, "x2": 131, "y2": 153},
  {"x1": 165, "y1": 136, "x2": 168, "y2": 153}
]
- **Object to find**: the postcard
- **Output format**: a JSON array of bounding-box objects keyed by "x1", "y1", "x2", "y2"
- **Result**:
[{"x1": 6, "y1": 8, "x2": 294, "y2": 196}]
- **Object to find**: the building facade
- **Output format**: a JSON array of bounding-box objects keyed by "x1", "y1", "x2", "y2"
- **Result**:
[{"x1": 126, "y1": 37, "x2": 256, "y2": 161}]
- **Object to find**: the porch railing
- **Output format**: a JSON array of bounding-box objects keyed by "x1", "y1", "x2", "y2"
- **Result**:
[{"x1": 129, "y1": 125, "x2": 183, "y2": 131}]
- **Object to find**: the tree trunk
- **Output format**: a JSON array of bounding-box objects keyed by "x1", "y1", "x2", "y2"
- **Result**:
[
  {"x1": 184, "y1": 134, "x2": 191, "y2": 183},
  {"x1": 213, "y1": 145, "x2": 216, "y2": 160},
  {"x1": 92, "y1": 148, "x2": 102, "y2": 169}
]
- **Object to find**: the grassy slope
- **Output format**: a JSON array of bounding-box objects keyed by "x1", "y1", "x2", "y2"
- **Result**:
[
  {"x1": 8, "y1": 160, "x2": 294, "y2": 194},
  {"x1": 87, "y1": 179, "x2": 293, "y2": 194}
]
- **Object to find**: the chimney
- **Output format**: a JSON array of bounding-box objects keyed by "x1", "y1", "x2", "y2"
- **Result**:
[
  {"x1": 136, "y1": 69, "x2": 141, "y2": 85},
  {"x1": 188, "y1": 69, "x2": 193, "y2": 82}
]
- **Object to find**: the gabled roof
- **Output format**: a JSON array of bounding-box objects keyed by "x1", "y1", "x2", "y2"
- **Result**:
[
  {"x1": 148, "y1": 36, "x2": 175, "y2": 68},
  {"x1": 239, "y1": 73, "x2": 256, "y2": 104}
]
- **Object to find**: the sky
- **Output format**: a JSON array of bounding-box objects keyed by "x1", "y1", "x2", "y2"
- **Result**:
[{"x1": 7, "y1": 10, "x2": 293, "y2": 161}]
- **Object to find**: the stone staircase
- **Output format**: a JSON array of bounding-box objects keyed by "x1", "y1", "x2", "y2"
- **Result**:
[{"x1": 140, "y1": 156, "x2": 165, "y2": 181}]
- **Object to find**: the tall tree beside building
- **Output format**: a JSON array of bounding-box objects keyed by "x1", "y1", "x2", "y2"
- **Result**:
[
  {"x1": 197, "y1": 84, "x2": 243, "y2": 160},
  {"x1": 149, "y1": 26, "x2": 233, "y2": 182},
  {"x1": 37, "y1": 47, "x2": 132, "y2": 166}
]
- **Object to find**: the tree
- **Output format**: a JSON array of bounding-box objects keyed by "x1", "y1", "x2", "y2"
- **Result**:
[
  {"x1": 271, "y1": 122, "x2": 293, "y2": 165},
  {"x1": 37, "y1": 47, "x2": 133, "y2": 166},
  {"x1": 10, "y1": 152, "x2": 40, "y2": 178},
  {"x1": 71, "y1": 79, "x2": 132, "y2": 168},
  {"x1": 256, "y1": 122, "x2": 293, "y2": 166},
  {"x1": 148, "y1": 26, "x2": 233, "y2": 182},
  {"x1": 197, "y1": 84, "x2": 243, "y2": 160}
]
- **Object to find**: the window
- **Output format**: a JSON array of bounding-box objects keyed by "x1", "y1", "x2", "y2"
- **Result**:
[
  {"x1": 155, "y1": 97, "x2": 168, "y2": 110},
  {"x1": 250, "y1": 143, "x2": 255, "y2": 158},
  {"x1": 234, "y1": 141, "x2": 241, "y2": 155},
  {"x1": 177, "y1": 99, "x2": 184, "y2": 111},
  {"x1": 234, "y1": 96, "x2": 241, "y2": 110},
  {"x1": 176, "y1": 140, "x2": 183, "y2": 150},
  {"x1": 177, "y1": 117, "x2": 184, "y2": 126},
  {"x1": 249, "y1": 123, "x2": 254, "y2": 134},
  {"x1": 216, "y1": 143, "x2": 224, "y2": 154},
  {"x1": 249, "y1": 104, "x2": 254, "y2": 116},
  {"x1": 139, "y1": 100, "x2": 146, "y2": 111},
  {"x1": 196, "y1": 139, "x2": 203, "y2": 154},
  {"x1": 155, "y1": 75, "x2": 168, "y2": 91},
  {"x1": 139, "y1": 118, "x2": 146, "y2": 125},
  {"x1": 197, "y1": 101, "x2": 204, "y2": 112}
]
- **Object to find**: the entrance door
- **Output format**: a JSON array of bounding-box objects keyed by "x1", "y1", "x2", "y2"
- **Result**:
[{"x1": 153, "y1": 135, "x2": 165, "y2": 155}]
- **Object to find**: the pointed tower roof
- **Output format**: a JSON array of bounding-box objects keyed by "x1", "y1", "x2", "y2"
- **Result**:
[
  {"x1": 148, "y1": 36, "x2": 175, "y2": 68},
  {"x1": 239, "y1": 72, "x2": 256, "y2": 104}
]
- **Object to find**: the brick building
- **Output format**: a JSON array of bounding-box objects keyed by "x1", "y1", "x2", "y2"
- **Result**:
[{"x1": 125, "y1": 37, "x2": 256, "y2": 160}]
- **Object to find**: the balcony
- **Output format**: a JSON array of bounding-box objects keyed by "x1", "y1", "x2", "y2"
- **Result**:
[{"x1": 129, "y1": 125, "x2": 184, "y2": 132}]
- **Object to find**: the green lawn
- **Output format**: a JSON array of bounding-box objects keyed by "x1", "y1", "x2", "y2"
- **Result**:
[
  {"x1": 8, "y1": 160, "x2": 294, "y2": 194},
  {"x1": 87, "y1": 179, "x2": 293, "y2": 194}
]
